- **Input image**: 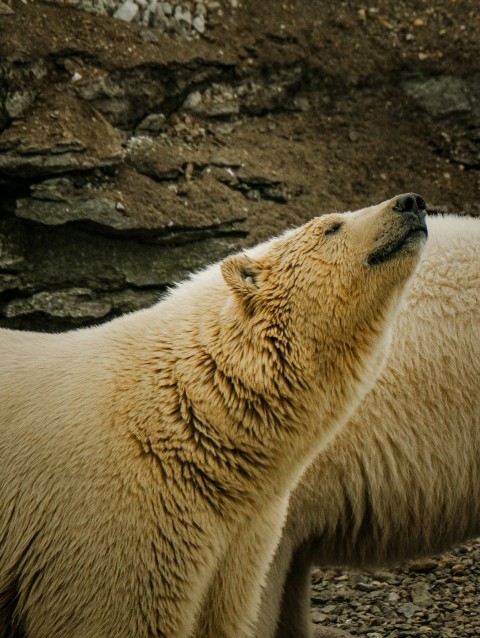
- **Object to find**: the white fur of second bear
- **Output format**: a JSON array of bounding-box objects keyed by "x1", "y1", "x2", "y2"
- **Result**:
[
  {"x1": 0, "y1": 197, "x2": 426, "y2": 638},
  {"x1": 252, "y1": 213, "x2": 480, "y2": 638}
]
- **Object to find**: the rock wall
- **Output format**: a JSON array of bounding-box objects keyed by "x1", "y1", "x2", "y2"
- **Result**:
[{"x1": 1, "y1": 0, "x2": 479, "y2": 331}]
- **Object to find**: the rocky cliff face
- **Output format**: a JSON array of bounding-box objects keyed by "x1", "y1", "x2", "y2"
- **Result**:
[{"x1": 1, "y1": 0, "x2": 479, "y2": 331}]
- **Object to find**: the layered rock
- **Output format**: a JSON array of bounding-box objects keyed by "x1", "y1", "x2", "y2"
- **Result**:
[{"x1": 1, "y1": 0, "x2": 479, "y2": 331}]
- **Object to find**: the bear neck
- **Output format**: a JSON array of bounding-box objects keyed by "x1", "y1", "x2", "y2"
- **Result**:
[
  {"x1": 110, "y1": 293, "x2": 387, "y2": 526},
  {"x1": 114, "y1": 311, "x2": 330, "y2": 523}
]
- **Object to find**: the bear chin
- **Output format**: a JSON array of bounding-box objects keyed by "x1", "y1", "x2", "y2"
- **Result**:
[{"x1": 368, "y1": 226, "x2": 428, "y2": 265}]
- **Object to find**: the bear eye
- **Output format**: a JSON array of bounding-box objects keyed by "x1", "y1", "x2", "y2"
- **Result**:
[
  {"x1": 325, "y1": 222, "x2": 343, "y2": 236},
  {"x1": 241, "y1": 268, "x2": 258, "y2": 287}
]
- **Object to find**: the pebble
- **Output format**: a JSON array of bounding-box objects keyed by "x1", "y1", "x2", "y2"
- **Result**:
[
  {"x1": 139, "y1": 28, "x2": 159, "y2": 41},
  {"x1": 398, "y1": 602, "x2": 421, "y2": 618},
  {"x1": 0, "y1": 0, "x2": 14, "y2": 14},
  {"x1": 411, "y1": 582, "x2": 434, "y2": 607},
  {"x1": 56, "y1": 0, "x2": 239, "y2": 39},
  {"x1": 136, "y1": 113, "x2": 166, "y2": 132},
  {"x1": 5, "y1": 90, "x2": 35, "y2": 118},
  {"x1": 408, "y1": 558, "x2": 438, "y2": 573},
  {"x1": 174, "y1": 3, "x2": 191, "y2": 25},
  {"x1": 193, "y1": 13, "x2": 205, "y2": 33},
  {"x1": 312, "y1": 541, "x2": 480, "y2": 638},
  {"x1": 183, "y1": 90, "x2": 202, "y2": 110},
  {"x1": 113, "y1": 0, "x2": 139, "y2": 22}
]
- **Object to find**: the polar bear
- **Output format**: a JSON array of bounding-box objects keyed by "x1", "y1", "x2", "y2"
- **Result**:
[
  {"x1": 253, "y1": 213, "x2": 480, "y2": 638},
  {"x1": 0, "y1": 194, "x2": 427, "y2": 638}
]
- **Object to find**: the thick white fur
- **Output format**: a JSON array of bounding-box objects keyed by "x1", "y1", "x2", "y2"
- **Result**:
[
  {"x1": 252, "y1": 214, "x2": 480, "y2": 638},
  {"x1": 0, "y1": 199, "x2": 425, "y2": 638}
]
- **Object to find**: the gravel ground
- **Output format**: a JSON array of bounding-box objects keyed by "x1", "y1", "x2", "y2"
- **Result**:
[
  {"x1": 44, "y1": 0, "x2": 239, "y2": 38},
  {"x1": 312, "y1": 541, "x2": 480, "y2": 638}
]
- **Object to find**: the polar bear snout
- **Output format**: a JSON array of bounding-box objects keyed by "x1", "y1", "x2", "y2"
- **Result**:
[
  {"x1": 392, "y1": 192, "x2": 428, "y2": 237},
  {"x1": 363, "y1": 193, "x2": 428, "y2": 267},
  {"x1": 392, "y1": 192, "x2": 426, "y2": 217},
  {"x1": 393, "y1": 191, "x2": 427, "y2": 233},
  {"x1": 392, "y1": 192, "x2": 428, "y2": 233}
]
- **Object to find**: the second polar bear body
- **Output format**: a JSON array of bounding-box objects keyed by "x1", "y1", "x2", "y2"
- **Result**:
[{"x1": 254, "y1": 213, "x2": 480, "y2": 638}]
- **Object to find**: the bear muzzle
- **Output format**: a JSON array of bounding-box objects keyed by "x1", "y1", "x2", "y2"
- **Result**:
[{"x1": 367, "y1": 192, "x2": 428, "y2": 266}]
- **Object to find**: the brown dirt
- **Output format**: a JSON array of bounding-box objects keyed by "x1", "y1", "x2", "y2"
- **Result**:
[{"x1": 1, "y1": 0, "x2": 479, "y2": 248}]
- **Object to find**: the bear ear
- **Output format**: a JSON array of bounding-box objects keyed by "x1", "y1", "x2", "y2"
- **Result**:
[{"x1": 221, "y1": 254, "x2": 262, "y2": 304}]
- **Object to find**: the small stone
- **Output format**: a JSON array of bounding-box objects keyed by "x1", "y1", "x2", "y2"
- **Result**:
[
  {"x1": 174, "y1": 4, "x2": 191, "y2": 26},
  {"x1": 311, "y1": 610, "x2": 328, "y2": 623},
  {"x1": 71, "y1": 72, "x2": 83, "y2": 83},
  {"x1": 169, "y1": 17, "x2": 190, "y2": 38},
  {"x1": 398, "y1": 602, "x2": 421, "y2": 618},
  {"x1": 140, "y1": 28, "x2": 159, "y2": 42},
  {"x1": 161, "y1": 1, "x2": 172, "y2": 15},
  {"x1": 210, "y1": 156, "x2": 241, "y2": 168},
  {"x1": 0, "y1": 1, "x2": 14, "y2": 14},
  {"x1": 153, "y1": 5, "x2": 168, "y2": 28},
  {"x1": 413, "y1": 18, "x2": 426, "y2": 27},
  {"x1": 411, "y1": 582, "x2": 434, "y2": 607},
  {"x1": 5, "y1": 91, "x2": 35, "y2": 119},
  {"x1": 452, "y1": 563, "x2": 466, "y2": 573},
  {"x1": 293, "y1": 96, "x2": 310, "y2": 112},
  {"x1": 183, "y1": 91, "x2": 202, "y2": 110},
  {"x1": 211, "y1": 122, "x2": 235, "y2": 135},
  {"x1": 378, "y1": 16, "x2": 393, "y2": 29},
  {"x1": 203, "y1": 102, "x2": 240, "y2": 117},
  {"x1": 193, "y1": 14, "x2": 205, "y2": 33},
  {"x1": 194, "y1": 2, "x2": 206, "y2": 16},
  {"x1": 408, "y1": 559, "x2": 438, "y2": 573},
  {"x1": 354, "y1": 582, "x2": 376, "y2": 592},
  {"x1": 370, "y1": 570, "x2": 397, "y2": 582},
  {"x1": 319, "y1": 604, "x2": 337, "y2": 614},
  {"x1": 348, "y1": 129, "x2": 359, "y2": 143},
  {"x1": 113, "y1": 0, "x2": 139, "y2": 21},
  {"x1": 136, "y1": 113, "x2": 166, "y2": 132}
]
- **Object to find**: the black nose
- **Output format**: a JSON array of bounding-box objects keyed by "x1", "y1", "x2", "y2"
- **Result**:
[{"x1": 393, "y1": 193, "x2": 427, "y2": 215}]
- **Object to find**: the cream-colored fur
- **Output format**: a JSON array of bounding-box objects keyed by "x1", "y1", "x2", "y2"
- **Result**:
[
  {"x1": 253, "y1": 214, "x2": 480, "y2": 638},
  {"x1": 0, "y1": 196, "x2": 425, "y2": 638}
]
